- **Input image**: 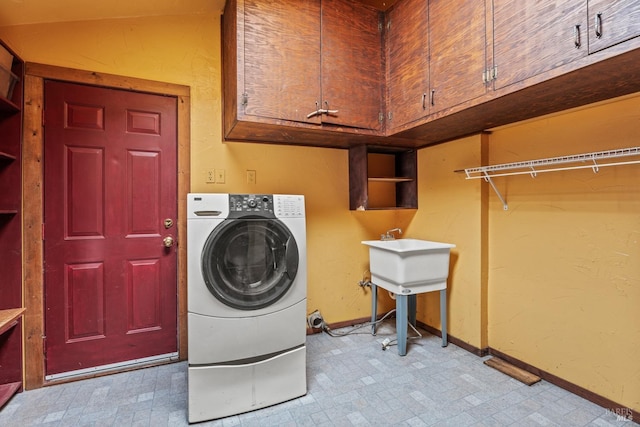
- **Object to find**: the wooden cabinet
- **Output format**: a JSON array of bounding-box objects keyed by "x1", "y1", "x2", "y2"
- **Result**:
[
  {"x1": 428, "y1": 0, "x2": 487, "y2": 112},
  {"x1": 493, "y1": 0, "x2": 640, "y2": 89},
  {"x1": 0, "y1": 39, "x2": 24, "y2": 407},
  {"x1": 223, "y1": 0, "x2": 387, "y2": 146},
  {"x1": 493, "y1": 0, "x2": 588, "y2": 90},
  {"x1": 385, "y1": 0, "x2": 429, "y2": 132},
  {"x1": 588, "y1": 0, "x2": 640, "y2": 54},
  {"x1": 238, "y1": 0, "x2": 321, "y2": 125},
  {"x1": 321, "y1": 0, "x2": 384, "y2": 131},
  {"x1": 349, "y1": 145, "x2": 417, "y2": 210},
  {"x1": 385, "y1": 0, "x2": 487, "y2": 131},
  {"x1": 224, "y1": 0, "x2": 640, "y2": 150}
]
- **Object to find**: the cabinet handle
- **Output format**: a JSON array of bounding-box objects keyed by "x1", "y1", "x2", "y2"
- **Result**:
[
  {"x1": 306, "y1": 104, "x2": 338, "y2": 119},
  {"x1": 595, "y1": 13, "x2": 603, "y2": 38},
  {"x1": 422, "y1": 93, "x2": 427, "y2": 110},
  {"x1": 307, "y1": 109, "x2": 339, "y2": 118},
  {"x1": 307, "y1": 101, "x2": 320, "y2": 119},
  {"x1": 430, "y1": 89, "x2": 435, "y2": 107},
  {"x1": 574, "y1": 24, "x2": 581, "y2": 48},
  {"x1": 322, "y1": 101, "x2": 338, "y2": 116}
]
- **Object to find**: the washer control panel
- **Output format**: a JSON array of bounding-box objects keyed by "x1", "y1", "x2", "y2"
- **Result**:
[
  {"x1": 274, "y1": 195, "x2": 305, "y2": 218},
  {"x1": 229, "y1": 194, "x2": 274, "y2": 214}
]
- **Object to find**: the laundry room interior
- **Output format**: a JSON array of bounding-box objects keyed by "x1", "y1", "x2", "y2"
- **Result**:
[{"x1": 0, "y1": 0, "x2": 639, "y2": 425}]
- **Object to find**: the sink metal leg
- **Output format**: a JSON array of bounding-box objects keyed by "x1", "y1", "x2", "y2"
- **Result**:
[
  {"x1": 408, "y1": 294, "x2": 417, "y2": 327},
  {"x1": 371, "y1": 284, "x2": 377, "y2": 335},
  {"x1": 396, "y1": 294, "x2": 408, "y2": 356},
  {"x1": 440, "y1": 289, "x2": 448, "y2": 347}
]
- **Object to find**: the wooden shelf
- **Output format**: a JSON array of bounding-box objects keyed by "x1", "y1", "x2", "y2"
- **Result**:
[
  {"x1": 368, "y1": 177, "x2": 414, "y2": 182},
  {"x1": 349, "y1": 145, "x2": 417, "y2": 210},
  {"x1": 0, "y1": 381, "x2": 22, "y2": 409},
  {"x1": 0, "y1": 308, "x2": 25, "y2": 336},
  {"x1": 0, "y1": 96, "x2": 19, "y2": 114},
  {"x1": 0, "y1": 151, "x2": 17, "y2": 161},
  {"x1": 0, "y1": 38, "x2": 24, "y2": 401}
]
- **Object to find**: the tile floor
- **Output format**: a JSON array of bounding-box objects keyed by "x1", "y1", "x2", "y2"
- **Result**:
[{"x1": 0, "y1": 322, "x2": 635, "y2": 426}]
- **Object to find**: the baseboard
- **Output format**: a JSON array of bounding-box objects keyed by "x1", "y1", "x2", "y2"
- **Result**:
[
  {"x1": 309, "y1": 318, "x2": 638, "y2": 422},
  {"x1": 306, "y1": 315, "x2": 374, "y2": 336},
  {"x1": 416, "y1": 321, "x2": 489, "y2": 357},
  {"x1": 488, "y1": 348, "x2": 639, "y2": 423}
]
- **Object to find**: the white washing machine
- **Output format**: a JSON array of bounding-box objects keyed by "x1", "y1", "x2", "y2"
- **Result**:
[{"x1": 187, "y1": 193, "x2": 307, "y2": 423}]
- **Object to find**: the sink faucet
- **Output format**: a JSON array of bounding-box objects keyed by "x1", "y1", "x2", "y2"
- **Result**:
[{"x1": 381, "y1": 228, "x2": 402, "y2": 240}]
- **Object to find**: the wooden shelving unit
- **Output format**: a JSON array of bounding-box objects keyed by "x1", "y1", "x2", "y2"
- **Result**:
[
  {"x1": 0, "y1": 38, "x2": 24, "y2": 408},
  {"x1": 349, "y1": 145, "x2": 417, "y2": 210}
]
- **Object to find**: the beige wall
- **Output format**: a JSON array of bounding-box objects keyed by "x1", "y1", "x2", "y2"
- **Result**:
[
  {"x1": 1, "y1": 11, "x2": 638, "y2": 413},
  {"x1": 486, "y1": 96, "x2": 640, "y2": 412},
  {"x1": 408, "y1": 135, "x2": 487, "y2": 349}
]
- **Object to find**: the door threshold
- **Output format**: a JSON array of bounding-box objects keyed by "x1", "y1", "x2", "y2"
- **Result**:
[{"x1": 45, "y1": 352, "x2": 180, "y2": 383}]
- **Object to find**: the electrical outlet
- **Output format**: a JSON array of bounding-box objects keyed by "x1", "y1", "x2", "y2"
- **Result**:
[
  {"x1": 215, "y1": 169, "x2": 226, "y2": 184},
  {"x1": 246, "y1": 170, "x2": 256, "y2": 185},
  {"x1": 206, "y1": 169, "x2": 215, "y2": 183}
]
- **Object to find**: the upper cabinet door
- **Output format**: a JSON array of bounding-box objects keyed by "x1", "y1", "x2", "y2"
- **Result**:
[
  {"x1": 321, "y1": 0, "x2": 384, "y2": 131},
  {"x1": 242, "y1": 0, "x2": 322, "y2": 124},
  {"x1": 588, "y1": 0, "x2": 640, "y2": 54},
  {"x1": 385, "y1": 0, "x2": 429, "y2": 132},
  {"x1": 429, "y1": 0, "x2": 487, "y2": 112},
  {"x1": 493, "y1": 0, "x2": 588, "y2": 90}
]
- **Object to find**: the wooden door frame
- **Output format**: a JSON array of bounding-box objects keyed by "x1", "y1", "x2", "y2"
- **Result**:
[{"x1": 22, "y1": 63, "x2": 191, "y2": 389}]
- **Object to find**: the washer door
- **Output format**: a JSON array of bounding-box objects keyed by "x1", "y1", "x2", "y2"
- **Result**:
[{"x1": 201, "y1": 217, "x2": 299, "y2": 310}]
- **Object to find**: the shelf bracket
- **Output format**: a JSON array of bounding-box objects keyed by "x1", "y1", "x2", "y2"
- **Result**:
[{"x1": 483, "y1": 171, "x2": 508, "y2": 211}]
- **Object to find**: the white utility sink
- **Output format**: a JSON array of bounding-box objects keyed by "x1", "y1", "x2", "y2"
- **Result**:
[{"x1": 362, "y1": 239, "x2": 455, "y2": 295}]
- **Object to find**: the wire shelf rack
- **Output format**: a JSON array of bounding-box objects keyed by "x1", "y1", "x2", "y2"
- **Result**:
[{"x1": 460, "y1": 146, "x2": 640, "y2": 210}]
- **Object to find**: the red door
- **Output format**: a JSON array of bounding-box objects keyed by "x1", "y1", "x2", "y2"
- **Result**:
[{"x1": 43, "y1": 81, "x2": 178, "y2": 377}]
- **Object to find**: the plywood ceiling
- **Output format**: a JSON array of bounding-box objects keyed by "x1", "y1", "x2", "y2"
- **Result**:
[{"x1": 0, "y1": 0, "x2": 398, "y2": 27}]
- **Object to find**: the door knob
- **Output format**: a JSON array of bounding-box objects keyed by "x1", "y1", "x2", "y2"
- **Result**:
[{"x1": 163, "y1": 236, "x2": 174, "y2": 247}]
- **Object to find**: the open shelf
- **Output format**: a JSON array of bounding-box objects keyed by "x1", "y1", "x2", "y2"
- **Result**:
[
  {"x1": 0, "y1": 38, "x2": 24, "y2": 405},
  {"x1": 461, "y1": 146, "x2": 640, "y2": 210},
  {"x1": 0, "y1": 96, "x2": 19, "y2": 114},
  {"x1": 0, "y1": 381, "x2": 22, "y2": 408},
  {"x1": 0, "y1": 308, "x2": 25, "y2": 336},
  {"x1": 349, "y1": 145, "x2": 417, "y2": 210},
  {"x1": 0, "y1": 151, "x2": 17, "y2": 161},
  {"x1": 368, "y1": 177, "x2": 414, "y2": 182}
]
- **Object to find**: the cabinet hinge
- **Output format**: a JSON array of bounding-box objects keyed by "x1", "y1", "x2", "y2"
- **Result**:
[
  {"x1": 241, "y1": 93, "x2": 248, "y2": 106},
  {"x1": 483, "y1": 66, "x2": 498, "y2": 84}
]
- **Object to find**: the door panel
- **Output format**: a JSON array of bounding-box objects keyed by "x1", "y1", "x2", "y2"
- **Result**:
[
  {"x1": 429, "y1": 0, "x2": 487, "y2": 111},
  {"x1": 386, "y1": 0, "x2": 430, "y2": 132},
  {"x1": 242, "y1": 0, "x2": 322, "y2": 124},
  {"x1": 493, "y1": 0, "x2": 588, "y2": 90},
  {"x1": 44, "y1": 81, "x2": 178, "y2": 376},
  {"x1": 588, "y1": 0, "x2": 640, "y2": 54},
  {"x1": 321, "y1": 0, "x2": 384, "y2": 130}
]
